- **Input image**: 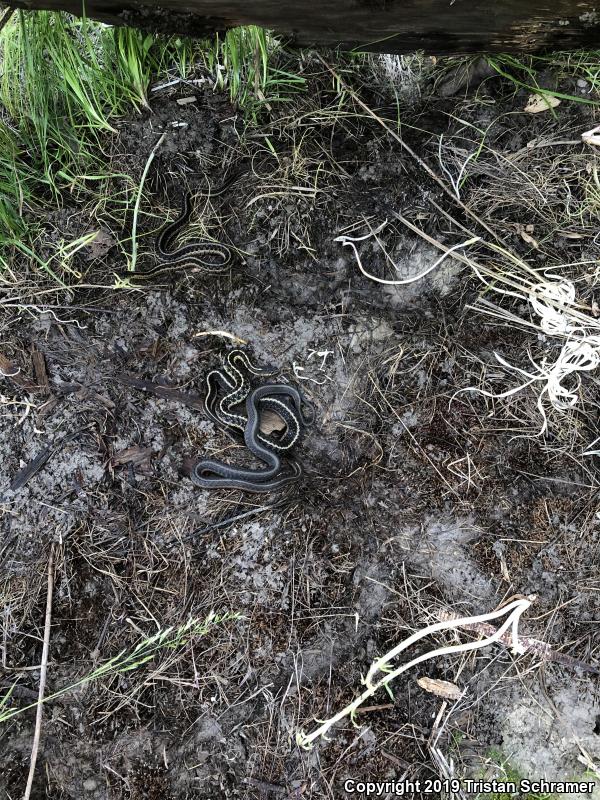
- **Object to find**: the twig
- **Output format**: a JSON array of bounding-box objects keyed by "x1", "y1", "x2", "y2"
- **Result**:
[
  {"x1": 178, "y1": 503, "x2": 283, "y2": 544},
  {"x1": 390, "y1": 209, "x2": 553, "y2": 298},
  {"x1": 30, "y1": 346, "x2": 50, "y2": 396},
  {"x1": 9, "y1": 426, "x2": 92, "y2": 491},
  {"x1": 23, "y1": 543, "x2": 55, "y2": 800},
  {"x1": 244, "y1": 777, "x2": 286, "y2": 796},
  {"x1": 116, "y1": 374, "x2": 204, "y2": 412}
]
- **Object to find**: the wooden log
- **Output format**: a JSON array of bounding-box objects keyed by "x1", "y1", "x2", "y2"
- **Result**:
[{"x1": 8, "y1": 0, "x2": 600, "y2": 54}]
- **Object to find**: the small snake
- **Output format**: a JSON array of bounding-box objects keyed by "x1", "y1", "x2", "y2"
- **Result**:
[
  {"x1": 192, "y1": 351, "x2": 312, "y2": 493},
  {"x1": 119, "y1": 170, "x2": 242, "y2": 285}
]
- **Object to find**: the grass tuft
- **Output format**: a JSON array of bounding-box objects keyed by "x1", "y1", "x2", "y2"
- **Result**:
[
  {"x1": 477, "y1": 756, "x2": 558, "y2": 800},
  {"x1": 200, "y1": 25, "x2": 305, "y2": 120}
]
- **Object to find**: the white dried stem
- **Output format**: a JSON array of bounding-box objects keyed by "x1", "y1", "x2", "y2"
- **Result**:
[{"x1": 296, "y1": 597, "x2": 533, "y2": 750}]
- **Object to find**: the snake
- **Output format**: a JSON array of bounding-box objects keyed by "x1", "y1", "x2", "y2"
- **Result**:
[
  {"x1": 119, "y1": 170, "x2": 243, "y2": 285},
  {"x1": 192, "y1": 351, "x2": 313, "y2": 492},
  {"x1": 203, "y1": 350, "x2": 312, "y2": 451}
]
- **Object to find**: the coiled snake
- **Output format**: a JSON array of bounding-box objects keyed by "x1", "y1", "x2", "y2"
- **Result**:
[{"x1": 192, "y1": 350, "x2": 313, "y2": 493}]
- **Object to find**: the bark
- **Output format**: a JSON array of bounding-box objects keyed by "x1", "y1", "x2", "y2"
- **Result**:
[{"x1": 8, "y1": 0, "x2": 600, "y2": 54}]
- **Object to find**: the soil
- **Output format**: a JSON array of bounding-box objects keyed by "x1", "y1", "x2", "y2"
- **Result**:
[{"x1": 1, "y1": 56, "x2": 599, "y2": 799}]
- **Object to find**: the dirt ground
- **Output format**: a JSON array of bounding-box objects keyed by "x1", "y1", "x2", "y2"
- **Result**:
[{"x1": 1, "y1": 55, "x2": 600, "y2": 799}]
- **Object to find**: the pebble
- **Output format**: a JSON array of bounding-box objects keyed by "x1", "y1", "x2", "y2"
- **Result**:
[
  {"x1": 577, "y1": 78, "x2": 589, "y2": 88},
  {"x1": 83, "y1": 779, "x2": 98, "y2": 791}
]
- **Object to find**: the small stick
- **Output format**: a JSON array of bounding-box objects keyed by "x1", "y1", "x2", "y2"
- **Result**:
[
  {"x1": 174, "y1": 502, "x2": 284, "y2": 546},
  {"x1": 23, "y1": 543, "x2": 55, "y2": 800},
  {"x1": 244, "y1": 777, "x2": 286, "y2": 795},
  {"x1": 10, "y1": 427, "x2": 91, "y2": 491},
  {"x1": 30, "y1": 346, "x2": 50, "y2": 396},
  {"x1": 116, "y1": 374, "x2": 204, "y2": 412},
  {"x1": 354, "y1": 703, "x2": 395, "y2": 714}
]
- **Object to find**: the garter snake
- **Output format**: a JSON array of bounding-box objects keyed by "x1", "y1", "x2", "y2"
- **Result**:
[
  {"x1": 204, "y1": 350, "x2": 312, "y2": 451},
  {"x1": 193, "y1": 350, "x2": 313, "y2": 492},
  {"x1": 119, "y1": 170, "x2": 243, "y2": 285}
]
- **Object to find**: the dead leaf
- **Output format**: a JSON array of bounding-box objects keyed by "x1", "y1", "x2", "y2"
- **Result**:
[
  {"x1": 524, "y1": 94, "x2": 560, "y2": 114},
  {"x1": 520, "y1": 230, "x2": 539, "y2": 249},
  {"x1": 417, "y1": 677, "x2": 464, "y2": 700},
  {"x1": 0, "y1": 353, "x2": 37, "y2": 391},
  {"x1": 112, "y1": 446, "x2": 153, "y2": 466},
  {"x1": 83, "y1": 228, "x2": 115, "y2": 261},
  {"x1": 582, "y1": 124, "x2": 600, "y2": 146}
]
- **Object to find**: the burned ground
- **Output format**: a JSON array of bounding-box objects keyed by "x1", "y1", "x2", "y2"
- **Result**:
[{"x1": 1, "y1": 57, "x2": 599, "y2": 798}]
